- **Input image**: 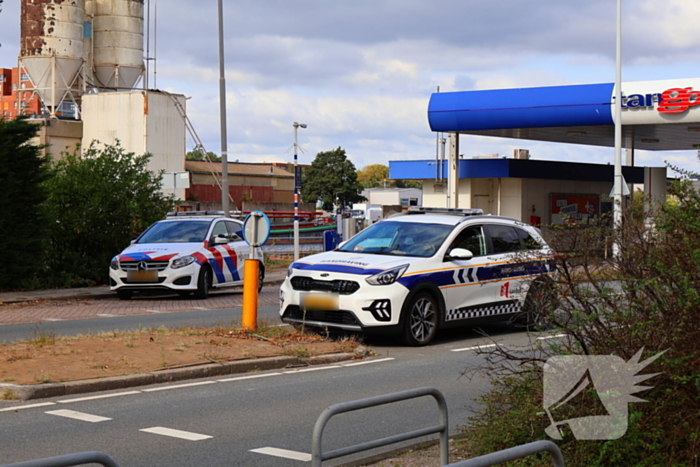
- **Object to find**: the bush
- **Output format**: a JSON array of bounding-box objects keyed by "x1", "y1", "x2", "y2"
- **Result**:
[
  {"x1": 459, "y1": 180, "x2": 700, "y2": 466},
  {"x1": 41, "y1": 141, "x2": 175, "y2": 287}
]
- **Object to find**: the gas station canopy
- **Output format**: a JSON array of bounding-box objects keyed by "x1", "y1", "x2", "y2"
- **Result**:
[{"x1": 428, "y1": 78, "x2": 700, "y2": 152}]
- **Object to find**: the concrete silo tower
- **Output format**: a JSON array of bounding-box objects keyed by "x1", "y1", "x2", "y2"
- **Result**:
[
  {"x1": 88, "y1": 0, "x2": 145, "y2": 89},
  {"x1": 20, "y1": 0, "x2": 86, "y2": 115}
]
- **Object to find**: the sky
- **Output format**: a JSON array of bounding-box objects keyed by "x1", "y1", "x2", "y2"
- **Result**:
[{"x1": 2, "y1": 0, "x2": 700, "y2": 175}]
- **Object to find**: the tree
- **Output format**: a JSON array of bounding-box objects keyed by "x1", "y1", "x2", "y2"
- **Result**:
[
  {"x1": 357, "y1": 164, "x2": 389, "y2": 188},
  {"x1": 356, "y1": 163, "x2": 423, "y2": 189},
  {"x1": 0, "y1": 117, "x2": 51, "y2": 290},
  {"x1": 186, "y1": 149, "x2": 221, "y2": 162},
  {"x1": 301, "y1": 147, "x2": 366, "y2": 211},
  {"x1": 458, "y1": 180, "x2": 700, "y2": 465},
  {"x1": 42, "y1": 141, "x2": 175, "y2": 287}
]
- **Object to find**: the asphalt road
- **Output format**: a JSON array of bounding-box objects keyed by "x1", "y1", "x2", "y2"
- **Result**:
[
  {"x1": 0, "y1": 321, "x2": 552, "y2": 466},
  {"x1": 0, "y1": 305, "x2": 283, "y2": 344}
]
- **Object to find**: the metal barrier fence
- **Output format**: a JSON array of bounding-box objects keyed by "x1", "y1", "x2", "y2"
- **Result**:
[
  {"x1": 0, "y1": 451, "x2": 120, "y2": 467},
  {"x1": 311, "y1": 387, "x2": 449, "y2": 466},
  {"x1": 446, "y1": 440, "x2": 565, "y2": 467}
]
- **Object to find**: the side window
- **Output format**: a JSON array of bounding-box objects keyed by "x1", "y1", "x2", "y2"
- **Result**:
[
  {"x1": 450, "y1": 226, "x2": 486, "y2": 256},
  {"x1": 211, "y1": 221, "x2": 229, "y2": 240},
  {"x1": 225, "y1": 220, "x2": 244, "y2": 242},
  {"x1": 488, "y1": 225, "x2": 522, "y2": 254},
  {"x1": 516, "y1": 228, "x2": 541, "y2": 250}
]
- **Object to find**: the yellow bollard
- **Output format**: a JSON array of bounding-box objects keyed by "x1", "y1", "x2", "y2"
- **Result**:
[{"x1": 241, "y1": 259, "x2": 259, "y2": 331}]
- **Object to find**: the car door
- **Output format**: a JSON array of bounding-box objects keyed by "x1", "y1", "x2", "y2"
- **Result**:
[
  {"x1": 483, "y1": 223, "x2": 530, "y2": 307},
  {"x1": 441, "y1": 224, "x2": 495, "y2": 322},
  {"x1": 224, "y1": 220, "x2": 247, "y2": 283},
  {"x1": 206, "y1": 219, "x2": 234, "y2": 286}
]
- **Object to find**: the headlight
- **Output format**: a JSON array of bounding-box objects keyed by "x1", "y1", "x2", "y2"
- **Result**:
[
  {"x1": 110, "y1": 257, "x2": 119, "y2": 270},
  {"x1": 366, "y1": 264, "x2": 409, "y2": 286},
  {"x1": 171, "y1": 255, "x2": 196, "y2": 269}
]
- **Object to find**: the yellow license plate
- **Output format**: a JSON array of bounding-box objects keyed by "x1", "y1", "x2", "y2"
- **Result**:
[
  {"x1": 301, "y1": 293, "x2": 339, "y2": 311},
  {"x1": 127, "y1": 270, "x2": 158, "y2": 283}
]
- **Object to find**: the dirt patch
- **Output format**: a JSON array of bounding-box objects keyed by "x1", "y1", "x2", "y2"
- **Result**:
[{"x1": 0, "y1": 326, "x2": 360, "y2": 387}]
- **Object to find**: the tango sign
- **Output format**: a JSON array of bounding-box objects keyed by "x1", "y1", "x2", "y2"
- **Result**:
[{"x1": 621, "y1": 86, "x2": 700, "y2": 114}]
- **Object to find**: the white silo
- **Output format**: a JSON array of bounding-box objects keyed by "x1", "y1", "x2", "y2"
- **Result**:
[
  {"x1": 91, "y1": 0, "x2": 145, "y2": 89},
  {"x1": 20, "y1": 0, "x2": 86, "y2": 110}
]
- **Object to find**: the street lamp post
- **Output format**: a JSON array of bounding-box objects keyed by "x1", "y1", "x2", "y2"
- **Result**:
[
  {"x1": 293, "y1": 122, "x2": 307, "y2": 260},
  {"x1": 217, "y1": 0, "x2": 229, "y2": 217}
]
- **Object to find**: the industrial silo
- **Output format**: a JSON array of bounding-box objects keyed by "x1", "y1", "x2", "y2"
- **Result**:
[
  {"x1": 91, "y1": 0, "x2": 145, "y2": 89},
  {"x1": 20, "y1": 0, "x2": 86, "y2": 110}
]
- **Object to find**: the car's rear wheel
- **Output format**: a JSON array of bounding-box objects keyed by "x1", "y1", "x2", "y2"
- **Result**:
[
  {"x1": 402, "y1": 292, "x2": 438, "y2": 346},
  {"x1": 194, "y1": 266, "x2": 211, "y2": 299},
  {"x1": 117, "y1": 290, "x2": 133, "y2": 301},
  {"x1": 518, "y1": 278, "x2": 558, "y2": 330},
  {"x1": 258, "y1": 265, "x2": 265, "y2": 292}
]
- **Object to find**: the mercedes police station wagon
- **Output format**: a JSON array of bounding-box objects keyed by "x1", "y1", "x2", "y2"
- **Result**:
[
  {"x1": 279, "y1": 207, "x2": 556, "y2": 345},
  {"x1": 110, "y1": 211, "x2": 265, "y2": 300}
]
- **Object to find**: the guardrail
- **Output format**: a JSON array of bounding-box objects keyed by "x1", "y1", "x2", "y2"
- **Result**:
[
  {"x1": 0, "y1": 451, "x2": 120, "y2": 467},
  {"x1": 311, "y1": 387, "x2": 449, "y2": 466},
  {"x1": 445, "y1": 440, "x2": 565, "y2": 467}
]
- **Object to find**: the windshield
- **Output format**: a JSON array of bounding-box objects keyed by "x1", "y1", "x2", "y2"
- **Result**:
[
  {"x1": 137, "y1": 220, "x2": 212, "y2": 244},
  {"x1": 338, "y1": 221, "x2": 454, "y2": 257}
]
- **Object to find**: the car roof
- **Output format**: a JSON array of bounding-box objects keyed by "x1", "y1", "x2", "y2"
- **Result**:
[{"x1": 388, "y1": 207, "x2": 522, "y2": 227}]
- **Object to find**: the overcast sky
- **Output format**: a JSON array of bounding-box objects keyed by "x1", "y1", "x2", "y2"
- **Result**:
[{"x1": 2, "y1": 0, "x2": 700, "y2": 174}]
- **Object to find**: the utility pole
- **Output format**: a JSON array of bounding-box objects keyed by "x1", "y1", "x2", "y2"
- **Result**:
[{"x1": 293, "y1": 122, "x2": 307, "y2": 260}]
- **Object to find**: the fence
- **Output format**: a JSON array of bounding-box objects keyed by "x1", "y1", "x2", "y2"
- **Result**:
[{"x1": 312, "y1": 387, "x2": 449, "y2": 466}]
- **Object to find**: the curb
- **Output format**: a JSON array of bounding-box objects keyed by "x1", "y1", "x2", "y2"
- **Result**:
[{"x1": 0, "y1": 352, "x2": 357, "y2": 401}]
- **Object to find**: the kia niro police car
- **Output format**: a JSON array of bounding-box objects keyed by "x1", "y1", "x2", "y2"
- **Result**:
[
  {"x1": 110, "y1": 211, "x2": 264, "y2": 300},
  {"x1": 279, "y1": 207, "x2": 556, "y2": 345}
]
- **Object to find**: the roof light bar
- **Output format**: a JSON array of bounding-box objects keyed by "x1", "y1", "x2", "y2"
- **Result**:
[
  {"x1": 166, "y1": 210, "x2": 226, "y2": 217},
  {"x1": 406, "y1": 206, "x2": 484, "y2": 216}
]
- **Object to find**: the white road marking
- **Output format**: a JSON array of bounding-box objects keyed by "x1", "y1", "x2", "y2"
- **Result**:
[
  {"x1": 283, "y1": 365, "x2": 341, "y2": 374},
  {"x1": 451, "y1": 344, "x2": 497, "y2": 352},
  {"x1": 145, "y1": 309, "x2": 161, "y2": 313},
  {"x1": 536, "y1": 333, "x2": 567, "y2": 341},
  {"x1": 46, "y1": 409, "x2": 111, "y2": 423},
  {"x1": 97, "y1": 314, "x2": 117, "y2": 318},
  {"x1": 58, "y1": 391, "x2": 141, "y2": 403},
  {"x1": 41, "y1": 318, "x2": 62, "y2": 322},
  {"x1": 140, "y1": 426, "x2": 212, "y2": 441},
  {"x1": 250, "y1": 447, "x2": 312, "y2": 462},
  {"x1": 0, "y1": 402, "x2": 55, "y2": 412},
  {"x1": 192, "y1": 307, "x2": 209, "y2": 310},
  {"x1": 142, "y1": 381, "x2": 216, "y2": 392},
  {"x1": 342, "y1": 357, "x2": 395, "y2": 366},
  {"x1": 217, "y1": 372, "x2": 282, "y2": 383}
]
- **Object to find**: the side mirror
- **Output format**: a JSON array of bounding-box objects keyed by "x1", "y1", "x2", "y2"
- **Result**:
[
  {"x1": 446, "y1": 247, "x2": 473, "y2": 261},
  {"x1": 213, "y1": 236, "x2": 228, "y2": 245}
]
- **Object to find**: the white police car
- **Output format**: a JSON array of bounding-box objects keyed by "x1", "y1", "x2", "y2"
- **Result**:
[
  {"x1": 110, "y1": 211, "x2": 265, "y2": 300},
  {"x1": 279, "y1": 207, "x2": 556, "y2": 345}
]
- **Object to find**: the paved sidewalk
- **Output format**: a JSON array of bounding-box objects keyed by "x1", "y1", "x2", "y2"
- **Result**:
[
  {"x1": 0, "y1": 270, "x2": 287, "y2": 304},
  {"x1": 0, "y1": 270, "x2": 287, "y2": 325}
]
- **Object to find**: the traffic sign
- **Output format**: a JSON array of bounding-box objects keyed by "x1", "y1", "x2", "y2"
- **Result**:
[{"x1": 242, "y1": 211, "x2": 271, "y2": 248}]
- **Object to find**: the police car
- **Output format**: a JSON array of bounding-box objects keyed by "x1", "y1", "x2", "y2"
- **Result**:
[
  {"x1": 109, "y1": 211, "x2": 265, "y2": 300},
  {"x1": 279, "y1": 207, "x2": 556, "y2": 345}
]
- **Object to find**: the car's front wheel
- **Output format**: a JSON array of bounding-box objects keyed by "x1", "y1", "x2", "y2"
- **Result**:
[
  {"x1": 117, "y1": 290, "x2": 133, "y2": 301},
  {"x1": 194, "y1": 266, "x2": 211, "y2": 299},
  {"x1": 402, "y1": 292, "x2": 439, "y2": 346}
]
